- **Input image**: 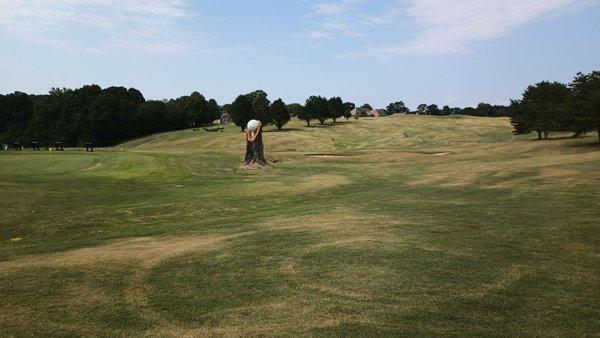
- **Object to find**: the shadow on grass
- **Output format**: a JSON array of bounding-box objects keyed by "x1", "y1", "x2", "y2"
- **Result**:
[
  {"x1": 263, "y1": 128, "x2": 303, "y2": 133},
  {"x1": 566, "y1": 141, "x2": 600, "y2": 149}
]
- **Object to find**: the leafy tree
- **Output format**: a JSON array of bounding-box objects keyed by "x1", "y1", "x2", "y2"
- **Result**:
[
  {"x1": 251, "y1": 91, "x2": 271, "y2": 125},
  {"x1": 442, "y1": 105, "x2": 451, "y2": 116},
  {"x1": 220, "y1": 103, "x2": 232, "y2": 114},
  {"x1": 186, "y1": 92, "x2": 208, "y2": 126},
  {"x1": 416, "y1": 104, "x2": 427, "y2": 114},
  {"x1": 355, "y1": 108, "x2": 369, "y2": 118},
  {"x1": 134, "y1": 100, "x2": 166, "y2": 135},
  {"x1": 1, "y1": 85, "x2": 220, "y2": 146},
  {"x1": 343, "y1": 102, "x2": 355, "y2": 120},
  {"x1": 427, "y1": 104, "x2": 441, "y2": 116},
  {"x1": 510, "y1": 81, "x2": 571, "y2": 139},
  {"x1": 570, "y1": 71, "x2": 600, "y2": 142},
  {"x1": 361, "y1": 103, "x2": 373, "y2": 110},
  {"x1": 305, "y1": 96, "x2": 329, "y2": 124},
  {"x1": 1, "y1": 91, "x2": 34, "y2": 140},
  {"x1": 297, "y1": 106, "x2": 312, "y2": 126},
  {"x1": 327, "y1": 96, "x2": 345, "y2": 122},
  {"x1": 165, "y1": 97, "x2": 191, "y2": 130},
  {"x1": 476, "y1": 102, "x2": 495, "y2": 117},
  {"x1": 245, "y1": 90, "x2": 268, "y2": 103},
  {"x1": 269, "y1": 98, "x2": 290, "y2": 130},
  {"x1": 230, "y1": 94, "x2": 254, "y2": 131},
  {"x1": 206, "y1": 99, "x2": 221, "y2": 124},
  {"x1": 127, "y1": 88, "x2": 145, "y2": 105},
  {"x1": 88, "y1": 92, "x2": 137, "y2": 146},
  {"x1": 386, "y1": 101, "x2": 409, "y2": 114},
  {"x1": 286, "y1": 103, "x2": 303, "y2": 118}
]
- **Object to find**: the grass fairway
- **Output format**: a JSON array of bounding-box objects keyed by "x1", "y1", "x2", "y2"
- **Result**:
[{"x1": 1, "y1": 115, "x2": 599, "y2": 336}]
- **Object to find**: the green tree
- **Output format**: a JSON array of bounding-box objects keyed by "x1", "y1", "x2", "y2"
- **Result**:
[
  {"x1": 327, "y1": 96, "x2": 345, "y2": 123},
  {"x1": 416, "y1": 104, "x2": 427, "y2": 114},
  {"x1": 510, "y1": 81, "x2": 571, "y2": 139},
  {"x1": 570, "y1": 71, "x2": 600, "y2": 142},
  {"x1": 251, "y1": 92, "x2": 271, "y2": 125},
  {"x1": 206, "y1": 99, "x2": 221, "y2": 124},
  {"x1": 386, "y1": 101, "x2": 409, "y2": 114},
  {"x1": 165, "y1": 97, "x2": 191, "y2": 130},
  {"x1": 343, "y1": 102, "x2": 355, "y2": 120},
  {"x1": 427, "y1": 104, "x2": 441, "y2": 116},
  {"x1": 441, "y1": 105, "x2": 451, "y2": 116},
  {"x1": 269, "y1": 98, "x2": 290, "y2": 130},
  {"x1": 186, "y1": 92, "x2": 208, "y2": 127},
  {"x1": 286, "y1": 103, "x2": 303, "y2": 118},
  {"x1": 230, "y1": 95, "x2": 254, "y2": 131},
  {"x1": 134, "y1": 100, "x2": 166, "y2": 135},
  {"x1": 305, "y1": 96, "x2": 329, "y2": 125},
  {"x1": 1, "y1": 91, "x2": 34, "y2": 141},
  {"x1": 361, "y1": 103, "x2": 373, "y2": 110},
  {"x1": 88, "y1": 93, "x2": 136, "y2": 146},
  {"x1": 127, "y1": 88, "x2": 145, "y2": 105}
]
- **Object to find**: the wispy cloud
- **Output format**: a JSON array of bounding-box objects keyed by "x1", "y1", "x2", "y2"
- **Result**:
[
  {"x1": 394, "y1": 0, "x2": 590, "y2": 54},
  {"x1": 0, "y1": 0, "x2": 194, "y2": 53},
  {"x1": 301, "y1": 0, "x2": 595, "y2": 56},
  {"x1": 296, "y1": 0, "x2": 365, "y2": 39}
]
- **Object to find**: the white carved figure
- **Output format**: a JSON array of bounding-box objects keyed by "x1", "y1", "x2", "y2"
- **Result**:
[{"x1": 246, "y1": 119, "x2": 261, "y2": 133}]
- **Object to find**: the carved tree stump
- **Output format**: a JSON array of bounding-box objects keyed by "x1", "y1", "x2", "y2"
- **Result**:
[{"x1": 244, "y1": 126, "x2": 267, "y2": 166}]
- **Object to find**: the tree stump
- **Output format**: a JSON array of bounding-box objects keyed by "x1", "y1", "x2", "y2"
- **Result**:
[{"x1": 244, "y1": 123, "x2": 267, "y2": 166}]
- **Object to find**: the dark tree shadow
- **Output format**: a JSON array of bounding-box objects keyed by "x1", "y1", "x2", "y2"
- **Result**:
[{"x1": 263, "y1": 128, "x2": 303, "y2": 133}]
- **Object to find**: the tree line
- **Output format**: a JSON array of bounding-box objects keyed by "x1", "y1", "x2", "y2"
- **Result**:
[
  {"x1": 0, "y1": 85, "x2": 221, "y2": 146},
  {"x1": 6, "y1": 77, "x2": 578, "y2": 148},
  {"x1": 510, "y1": 70, "x2": 600, "y2": 142}
]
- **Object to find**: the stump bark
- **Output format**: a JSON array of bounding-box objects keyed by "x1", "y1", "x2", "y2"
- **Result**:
[{"x1": 244, "y1": 127, "x2": 267, "y2": 166}]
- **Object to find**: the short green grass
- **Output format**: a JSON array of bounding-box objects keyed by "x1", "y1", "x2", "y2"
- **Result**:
[{"x1": 1, "y1": 115, "x2": 599, "y2": 336}]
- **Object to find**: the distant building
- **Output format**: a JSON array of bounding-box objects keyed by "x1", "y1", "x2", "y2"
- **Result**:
[
  {"x1": 213, "y1": 112, "x2": 232, "y2": 125},
  {"x1": 366, "y1": 109, "x2": 388, "y2": 117},
  {"x1": 350, "y1": 107, "x2": 368, "y2": 119},
  {"x1": 220, "y1": 112, "x2": 231, "y2": 124}
]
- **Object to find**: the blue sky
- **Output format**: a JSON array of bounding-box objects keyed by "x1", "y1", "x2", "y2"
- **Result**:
[{"x1": 1, "y1": 0, "x2": 599, "y2": 109}]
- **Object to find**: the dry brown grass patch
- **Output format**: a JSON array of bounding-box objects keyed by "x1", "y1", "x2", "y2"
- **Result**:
[{"x1": 0, "y1": 235, "x2": 231, "y2": 272}]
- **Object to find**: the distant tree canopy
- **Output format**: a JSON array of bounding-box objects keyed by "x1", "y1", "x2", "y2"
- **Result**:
[
  {"x1": 407, "y1": 102, "x2": 510, "y2": 117},
  {"x1": 510, "y1": 81, "x2": 571, "y2": 139},
  {"x1": 386, "y1": 101, "x2": 409, "y2": 114},
  {"x1": 327, "y1": 96, "x2": 345, "y2": 123},
  {"x1": 5, "y1": 70, "x2": 598, "y2": 147},
  {"x1": 570, "y1": 71, "x2": 600, "y2": 142},
  {"x1": 286, "y1": 103, "x2": 303, "y2": 118},
  {"x1": 427, "y1": 104, "x2": 440, "y2": 116},
  {"x1": 0, "y1": 85, "x2": 221, "y2": 146},
  {"x1": 229, "y1": 90, "x2": 292, "y2": 131},
  {"x1": 361, "y1": 103, "x2": 373, "y2": 111},
  {"x1": 296, "y1": 96, "x2": 352, "y2": 126},
  {"x1": 230, "y1": 94, "x2": 254, "y2": 132},
  {"x1": 250, "y1": 91, "x2": 271, "y2": 126},
  {"x1": 269, "y1": 98, "x2": 290, "y2": 130},
  {"x1": 301, "y1": 96, "x2": 328, "y2": 126},
  {"x1": 509, "y1": 71, "x2": 600, "y2": 142},
  {"x1": 343, "y1": 102, "x2": 355, "y2": 120}
]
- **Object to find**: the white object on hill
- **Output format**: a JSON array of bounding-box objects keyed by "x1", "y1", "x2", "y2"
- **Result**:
[{"x1": 246, "y1": 119, "x2": 261, "y2": 132}]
